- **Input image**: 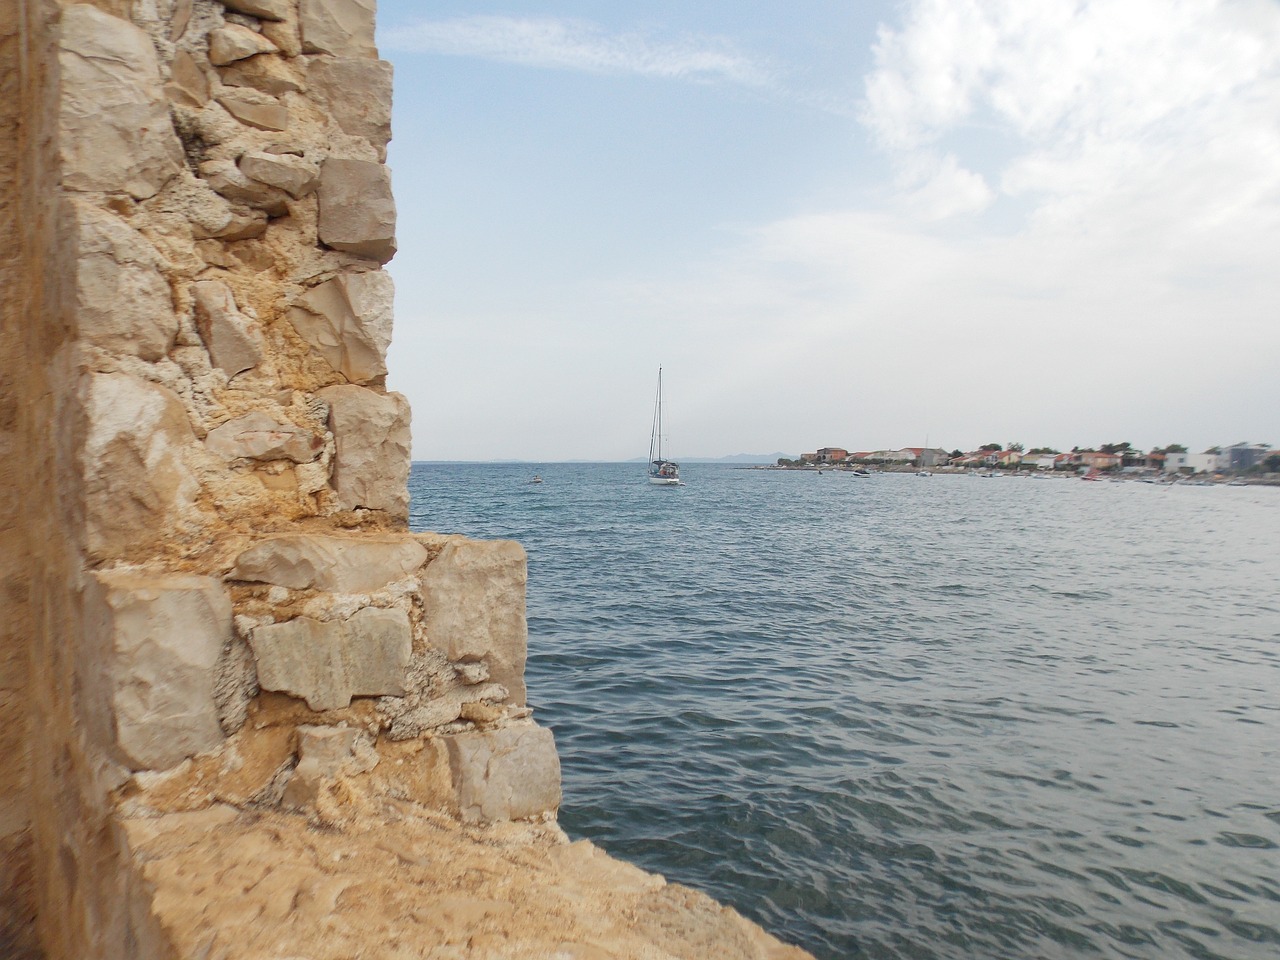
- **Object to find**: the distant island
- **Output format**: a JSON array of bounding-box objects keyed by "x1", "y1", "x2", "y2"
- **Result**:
[{"x1": 776, "y1": 442, "x2": 1278, "y2": 477}]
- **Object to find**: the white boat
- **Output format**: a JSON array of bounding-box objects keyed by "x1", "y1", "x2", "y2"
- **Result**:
[{"x1": 647, "y1": 367, "x2": 682, "y2": 486}]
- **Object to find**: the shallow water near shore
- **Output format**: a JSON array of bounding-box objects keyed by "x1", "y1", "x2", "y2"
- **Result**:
[{"x1": 410, "y1": 462, "x2": 1280, "y2": 960}]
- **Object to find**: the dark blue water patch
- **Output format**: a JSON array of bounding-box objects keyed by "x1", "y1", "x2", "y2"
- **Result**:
[{"x1": 410, "y1": 463, "x2": 1280, "y2": 960}]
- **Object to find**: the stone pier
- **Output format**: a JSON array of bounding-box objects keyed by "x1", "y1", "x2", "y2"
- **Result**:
[{"x1": 0, "y1": 2, "x2": 813, "y2": 958}]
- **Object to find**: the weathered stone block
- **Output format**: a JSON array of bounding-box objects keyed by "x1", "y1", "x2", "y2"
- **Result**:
[
  {"x1": 283, "y1": 725, "x2": 359, "y2": 808},
  {"x1": 217, "y1": 94, "x2": 290, "y2": 132},
  {"x1": 239, "y1": 151, "x2": 320, "y2": 199},
  {"x1": 192, "y1": 279, "x2": 264, "y2": 376},
  {"x1": 420, "y1": 539, "x2": 528, "y2": 704},
  {"x1": 59, "y1": 4, "x2": 184, "y2": 199},
  {"x1": 231, "y1": 534, "x2": 428, "y2": 592},
  {"x1": 317, "y1": 385, "x2": 410, "y2": 517},
  {"x1": 199, "y1": 158, "x2": 291, "y2": 216},
  {"x1": 70, "y1": 200, "x2": 177, "y2": 362},
  {"x1": 307, "y1": 57, "x2": 392, "y2": 155},
  {"x1": 317, "y1": 158, "x2": 396, "y2": 263},
  {"x1": 288, "y1": 270, "x2": 393, "y2": 383},
  {"x1": 222, "y1": 0, "x2": 290, "y2": 21},
  {"x1": 248, "y1": 608, "x2": 412, "y2": 711},
  {"x1": 86, "y1": 571, "x2": 230, "y2": 771},
  {"x1": 205, "y1": 411, "x2": 323, "y2": 463},
  {"x1": 166, "y1": 49, "x2": 210, "y2": 108},
  {"x1": 83, "y1": 373, "x2": 202, "y2": 561},
  {"x1": 299, "y1": 0, "x2": 377, "y2": 58},
  {"x1": 208, "y1": 24, "x2": 279, "y2": 65},
  {"x1": 445, "y1": 724, "x2": 561, "y2": 822},
  {"x1": 218, "y1": 56, "x2": 305, "y2": 96}
]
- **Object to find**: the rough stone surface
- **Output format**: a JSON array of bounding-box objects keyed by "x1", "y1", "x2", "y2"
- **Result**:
[
  {"x1": 208, "y1": 24, "x2": 279, "y2": 65},
  {"x1": 83, "y1": 373, "x2": 202, "y2": 561},
  {"x1": 239, "y1": 151, "x2": 320, "y2": 199},
  {"x1": 86, "y1": 571, "x2": 230, "y2": 771},
  {"x1": 421, "y1": 538, "x2": 529, "y2": 704},
  {"x1": 231, "y1": 534, "x2": 428, "y2": 592},
  {"x1": 299, "y1": 0, "x2": 377, "y2": 58},
  {"x1": 70, "y1": 199, "x2": 177, "y2": 361},
  {"x1": 318, "y1": 385, "x2": 410, "y2": 516},
  {"x1": 166, "y1": 49, "x2": 210, "y2": 108},
  {"x1": 191, "y1": 279, "x2": 264, "y2": 376},
  {"x1": 58, "y1": 4, "x2": 183, "y2": 199},
  {"x1": 199, "y1": 158, "x2": 291, "y2": 215},
  {"x1": 446, "y1": 724, "x2": 562, "y2": 823},
  {"x1": 307, "y1": 57, "x2": 392, "y2": 156},
  {"x1": 205, "y1": 411, "x2": 324, "y2": 463},
  {"x1": 288, "y1": 270, "x2": 393, "y2": 383},
  {"x1": 222, "y1": 0, "x2": 290, "y2": 21},
  {"x1": 282, "y1": 724, "x2": 362, "y2": 808},
  {"x1": 317, "y1": 158, "x2": 396, "y2": 262},
  {"x1": 217, "y1": 56, "x2": 305, "y2": 96},
  {"x1": 248, "y1": 608, "x2": 412, "y2": 711},
  {"x1": 216, "y1": 94, "x2": 290, "y2": 132}
]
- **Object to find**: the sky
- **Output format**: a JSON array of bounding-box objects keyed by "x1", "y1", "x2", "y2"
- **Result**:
[{"x1": 377, "y1": 0, "x2": 1280, "y2": 461}]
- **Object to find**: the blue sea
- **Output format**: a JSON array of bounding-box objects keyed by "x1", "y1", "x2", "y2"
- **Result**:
[{"x1": 409, "y1": 462, "x2": 1280, "y2": 960}]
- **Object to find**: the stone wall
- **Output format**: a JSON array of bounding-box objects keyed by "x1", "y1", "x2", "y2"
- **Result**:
[{"x1": 0, "y1": 3, "x2": 814, "y2": 958}]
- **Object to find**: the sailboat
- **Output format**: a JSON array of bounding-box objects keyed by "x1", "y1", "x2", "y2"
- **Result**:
[{"x1": 647, "y1": 367, "x2": 682, "y2": 486}]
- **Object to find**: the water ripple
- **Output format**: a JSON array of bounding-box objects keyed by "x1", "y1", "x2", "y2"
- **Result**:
[{"x1": 411, "y1": 464, "x2": 1280, "y2": 960}]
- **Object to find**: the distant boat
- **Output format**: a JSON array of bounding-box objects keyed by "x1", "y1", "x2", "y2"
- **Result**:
[
  {"x1": 529, "y1": 475, "x2": 543, "y2": 484},
  {"x1": 647, "y1": 367, "x2": 682, "y2": 486},
  {"x1": 851, "y1": 468, "x2": 872, "y2": 478}
]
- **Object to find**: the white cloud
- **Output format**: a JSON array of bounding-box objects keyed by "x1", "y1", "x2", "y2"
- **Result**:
[
  {"x1": 859, "y1": 0, "x2": 1280, "y2": 232},
  {"x1": 383, "y1": 15, "x2": 773, "y2": 87}
]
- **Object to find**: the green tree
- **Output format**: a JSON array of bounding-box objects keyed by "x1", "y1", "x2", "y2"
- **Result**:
[
  {"x1": 980, "y1": 442, "x2": 1002, "y2": 451},
  {"x1": 1007, "y1": 441, "x2": 1024, "y2": 452}
]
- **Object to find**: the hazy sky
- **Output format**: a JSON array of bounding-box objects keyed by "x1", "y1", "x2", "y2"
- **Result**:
[{"x1": 377, "y1": 0, "x2": 1280, "y2": 461}]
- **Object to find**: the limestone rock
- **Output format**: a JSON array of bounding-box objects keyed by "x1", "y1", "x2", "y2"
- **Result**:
[
  {"x1": 222, "y1": 0, "x2": 290, "y2": 21},
  {"x1": 83, "y1": 373, "x2": 202, "y2": 561},
  {"x1": 231, "y1": 534, "x2": 428, "y2": 592},
  {"x1": 283, "y1": 725, "x2": 359, "y2": 808},
  {"x1": 317, "y1": 158, "x2": 396, "y2": 263},
  {"x1": 239, "y1": 151, "x2": 320, "y2": 199},
  {"x1": 299, "y1": 0, "x2": 377, "y2": 58},
  {"x1": 58, "y1": 5, "x2": 184, "y2": 199},
  {"x1": 421, "y1": 539, "x2": 529, "y2": 704},
  {"x1": 318, "y1": 385, "x2": 410, "y2": 517},
  {"x1": 166, "y1": 49, "x2": 210, "y2": 109},
  {"x1": 208, "y1": 24, "x2": 279, "y2": 65},
  {"x1": 191, "y1": 279, "x2": 264, "y2": 376},
  {"x1": 307, "y1": 58, "x2": 392, "y2": 156},
  {"x1": 445, "y1": 724, "x2": 561, "y2": 822},
  {"x1": 217, "y1": 56, "x2": 305, "y2": 96},
  {"x1": 217, "y1": 94, "x2": 290, "y2": 132},
  {"x1": 205, "y1": 411, "x2": 323, "y2": 463},
  {"x1": 288, "y1": 271, "x2": 393, "y2": 383},
  {"x1": 248, "y1": 608, "x2": 412, "y2": 711},
  {"x1": 199, "y1": 159, "x2": 291, "y2": 216},
  {"x1": 70, "y1": 200, "x2": 177, "y2": 362},
  {"x1": 86, "y1": 571, "x2": 230, "y2": 771}
]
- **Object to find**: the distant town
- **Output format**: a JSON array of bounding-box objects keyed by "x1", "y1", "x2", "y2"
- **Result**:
[{"x1": 777, "y1": 441, "x2": 1278, "y2": 478}]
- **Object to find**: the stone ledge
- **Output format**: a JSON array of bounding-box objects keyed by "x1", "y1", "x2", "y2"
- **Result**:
[{"x1": 120, "y1": 805, "x2": 815, "y2": 959}]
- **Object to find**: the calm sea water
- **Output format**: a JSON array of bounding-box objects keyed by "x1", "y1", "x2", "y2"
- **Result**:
[{"x1": 408, "y1": 463, "x2": 1280, "y2": 960}]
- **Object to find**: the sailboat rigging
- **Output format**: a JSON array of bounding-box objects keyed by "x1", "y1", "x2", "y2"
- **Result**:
[{"x1": 648, "y1": 367, "x2": 682, "y2": 486}]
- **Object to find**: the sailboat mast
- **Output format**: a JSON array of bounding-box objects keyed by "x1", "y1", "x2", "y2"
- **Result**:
[{"x1": 656, "y1": 366, "x2": 663, "y2": 461}]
